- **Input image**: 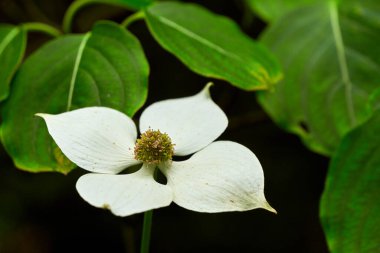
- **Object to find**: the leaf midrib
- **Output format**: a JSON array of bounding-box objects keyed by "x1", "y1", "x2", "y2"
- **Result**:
[
  {"x1": 148, "y1": 12, "x2": 272, "y2": 87},
  {"x1": 152, "y1": 14, "x2": 241, "y2": 61},
  {"x1": 328, "y1": 1, "x2": 356, "y2": 126},
  {"x1": 66, "y1": 32, "x2": 92, "y2": 111},
  {"x1": 0, "y1": 27, "x2": 20, "y2": 57}
]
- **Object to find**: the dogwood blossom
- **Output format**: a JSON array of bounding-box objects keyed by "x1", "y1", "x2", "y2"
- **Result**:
[{"x1": 37, "y1": 84, "x2": 276, "y2": 216}]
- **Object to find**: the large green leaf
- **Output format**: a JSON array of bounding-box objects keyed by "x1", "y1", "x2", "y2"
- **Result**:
[
  {"x1": 144, "y1": 2, "x2": 282, "y2": 91},
  {"x1": 1, "y1": 21, "x2": 149, "y2": 173},
  {"x1": 246, "y1": 0, "x2": 319, "y2": 22},
  {"x1": 0, "y1": 24, "x2": 26, "y2": 102},
  {"x1": 320, "y1": 109, "x2": 380, "y2": 253},
  {"x1": 258, "y1": 0, "x2": 380, "y2": 155}
]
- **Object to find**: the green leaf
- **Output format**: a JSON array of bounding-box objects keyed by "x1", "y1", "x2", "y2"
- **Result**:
[
  {"x1": 1, "y1": 21, "x2": 149, "y2": 173},
  {"x1": 258, "y1": 1, "x2": 380, "y2": 155},
  {"x1": 246, "y1": 0, "x2": 320, "y2": 22},
  {"x1": 86, "y1": 0, "x2": 153, "y2": 9},
  {"x1": 369, "y1": 88, "x2": 380, "y2": 112},
  {"x1": 0, "y1": 24, "x2": 26, "y2": 102},
  {"x1": 144, "y1": 2, "x2": 282, "y2": 91},
  {"x1": 320, "y1": 109, "x2": 380, "y2": 253}
]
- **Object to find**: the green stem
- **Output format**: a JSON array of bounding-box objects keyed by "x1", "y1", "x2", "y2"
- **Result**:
[
  {"x1": 140, "y1": 210, "x2": 153, "y2": 253},
  {"x1": 62, "y1": 0, "x2": 98, "y2": 33},
  {"x1": 22, "y1": 22, "x2": 62, "y2": 37},
  {"x1": 120, "y1": 11, "x2": 145, "y2": 28}
]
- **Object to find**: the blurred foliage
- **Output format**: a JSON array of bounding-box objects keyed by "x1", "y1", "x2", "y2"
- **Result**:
[
  {"x1": 321, "y1": 109, "x2": 380, "y2": 253},
  {"x1": 248, "y1": 0, "x2": 380, "y2": 252},
  {"x1": 257, "y1": 0, "x2": 380, "y2": 155},
  {"x1": 246, "y1": 0, "x2": 318, "y2": 22}
]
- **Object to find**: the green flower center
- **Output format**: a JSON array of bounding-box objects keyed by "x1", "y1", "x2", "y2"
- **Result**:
[{"x1": 134, "y1": 129, "x2": 175, "y2": 164}]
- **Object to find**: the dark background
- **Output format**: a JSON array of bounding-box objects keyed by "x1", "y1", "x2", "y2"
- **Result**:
[{"x1": 0, "y1": 0, "x2": 329, "y2": 252}]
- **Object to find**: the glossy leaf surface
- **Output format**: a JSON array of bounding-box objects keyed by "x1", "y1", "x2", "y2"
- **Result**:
[
  {"x1": 1, "y1": 21, "x2": 149, "y2": 173},
  {"x1": 144, "y1": 2, "x2": 282, "y2": 91},
  {"x1": 0, "y1": 24, "x2": 26, "y2": 102}
]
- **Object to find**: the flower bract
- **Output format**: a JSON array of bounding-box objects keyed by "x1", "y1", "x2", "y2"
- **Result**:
[{"x1": 37, "y1": 83, "x2": 276, "y2": 216}]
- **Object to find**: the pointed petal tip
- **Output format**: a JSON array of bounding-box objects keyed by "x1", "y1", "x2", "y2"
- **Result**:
[
  {"x1": 35, "y1": 113, "x2": 57, "y2": 121},
  {"x1": 102, "y1": 203, "x2": 111, "y2": 210},
  {"x1": 205, "y1": 81, "x2": 214, "y2": 90},
  {"x1": 262, "y1": 201, "x2": 277, "y2": 214},
  {"x1": 35, "y1": 113, "x2": 49, "y2": 118},
  {"x1": 140, "y1": 82, "x2": 227, "y2": 156},
  {"x1": 199, "y1": 82, "x2": 214, "y2": 97}
]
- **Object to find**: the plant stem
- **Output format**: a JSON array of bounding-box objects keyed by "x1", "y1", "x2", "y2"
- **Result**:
[
  {"x1": 140, "y1": 210, "x2": 153, "y2": 253},
  {"x1": 63, "y1": 0, "x2": 143, "y2": 33},
  {"x1": 120, "y1": 11, "x2": 145, "y2": 28},
  {"x1": 22, "y1": 22, "x2": 62, "y2": 37},
  {"x1": 63, "y1": 0, "x2": 100, "y2": 33}
]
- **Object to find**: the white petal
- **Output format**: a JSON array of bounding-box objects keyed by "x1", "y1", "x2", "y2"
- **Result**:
[
  {"x1": 139, "y1": 83, "x2": 228, "y2": 156},
  {"x1": 37, "y1": 107, "x2": 139, "y2": 174},
  {"x1": 76, "y1": 164, "x2": 173, "y2": 216},
  {"x1": 160, "y1": 141, "x2": 276, "y2": 213}
]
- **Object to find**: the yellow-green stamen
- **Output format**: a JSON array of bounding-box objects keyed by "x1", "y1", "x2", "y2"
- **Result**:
[{"x1": 134, "y1": 129, "x2": 175, "y2": 164}]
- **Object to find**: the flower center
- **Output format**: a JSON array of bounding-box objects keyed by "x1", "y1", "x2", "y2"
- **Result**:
[{"x1": 134, "y1": 129, "x2": 175, "y2": 164}]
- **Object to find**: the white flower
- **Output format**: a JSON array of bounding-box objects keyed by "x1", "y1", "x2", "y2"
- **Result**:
[{"x1": 37, "y1": 83, "x2": 276, "y2": 217}]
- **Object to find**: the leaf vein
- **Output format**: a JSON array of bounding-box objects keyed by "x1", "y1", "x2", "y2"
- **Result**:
[
  {"x1": 66, "y1": 32, "x2": 91, "y2": 111},
  {"x1": 329, "y1": 1, "x2": 356, "y2": 125},
  {"x1": 0, "y1": 27, "x2": 20, "y2": 56},
  {"x1": 156, "y1": 15, "x2": 240, "y2": 61}
]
